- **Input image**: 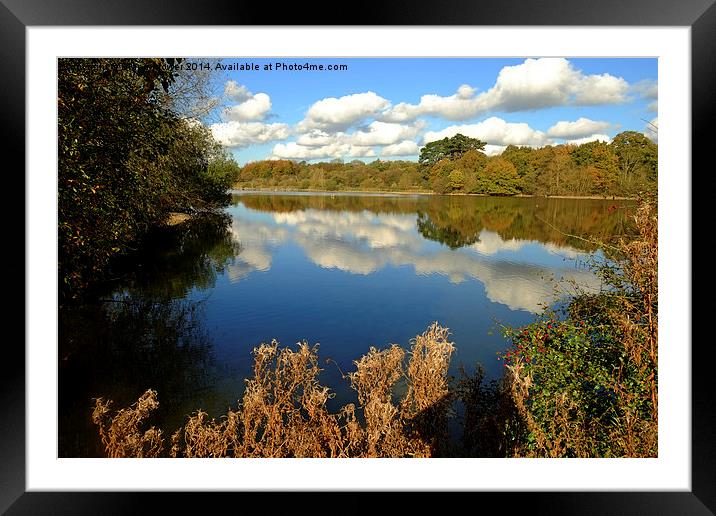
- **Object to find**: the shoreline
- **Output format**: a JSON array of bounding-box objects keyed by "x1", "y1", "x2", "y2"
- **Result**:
[{"x1": 230, "y1": 187, "x2": 638, "y2": 201}]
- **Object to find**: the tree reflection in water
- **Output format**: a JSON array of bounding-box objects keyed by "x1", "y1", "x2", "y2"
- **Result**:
[
  {"x1": 59, "y1": 214, "x2": 239, "y2": 457},
  {"x1": 237, "y1": 193, "x2": 636, "y2": 254}
]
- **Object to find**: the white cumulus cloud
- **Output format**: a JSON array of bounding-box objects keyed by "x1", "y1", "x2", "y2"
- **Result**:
[
  {"x1": 210, "y1": 121, "x2": 290, "y2": 148},
  {"x1": 224, "y1": 80, "x2": 253, "y2": 102},
  {"x1": 572, "y1": 73, "x2": 629, "y2": 105},
  {"x1": 382, "y1": 58, "x2": 629, "y2": 122},
  {"x1": 423, "y1": 117, "x2": 550, "y2": 148},
  {"x1": 224, "y1": 93, "x2": 272, "y2": 121},
  {"x1": 271, "y1": 142, "x2": 376, "y2": 160},
  {"x1": 295, "y1": 131, "x2": 343, "y2": 147},
  {"x1": 299, "y1": 91, "x2": 391, "y2": 132},
  {"x1": 350, "y1": 121, "x2": 425, "y2": 146},
  {"x1": 564, "y1": 134, "x2": 612, "y2": 146},
  {"x1": 221, "y1": 80, "x2": 272, "y2": 121},
  {"x1": 382, "y1": 84, "x2": 482, "y2": 122},
  {"x1": 284, "y1": 121, "x2": 424, "y2": 160},
  {"x1": 491, "y1": 58, "x2": 628, "y2": 108},
  {"x1": 547, "y1": 118, "x2": 612, "y2": 139},
  {"x1": 381, "y1": 140, "x2": 420, "y2": 157},
  {"x1": 631, "y1": 79, "x2": 658, "y2": 100},
  {"x1": 484, "y1": 145, "x2": 507, "y2": 156}
]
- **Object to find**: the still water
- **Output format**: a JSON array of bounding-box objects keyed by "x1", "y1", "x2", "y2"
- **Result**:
[{"x1": 59, "y1": 192, "x2": 635, "y2": 456}]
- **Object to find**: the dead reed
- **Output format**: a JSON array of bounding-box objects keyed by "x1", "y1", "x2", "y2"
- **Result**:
[
  {"x1": 92, "y1": 389, "x2": 164, "y2": 458},
  {"x1": 92, "y1": 323, "x2": 456, "y2": 458}
]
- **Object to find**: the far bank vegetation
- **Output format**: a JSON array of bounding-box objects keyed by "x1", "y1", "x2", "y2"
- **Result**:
[{"x1": 232, "y1": 132, "x2": 657, "y2": 198}]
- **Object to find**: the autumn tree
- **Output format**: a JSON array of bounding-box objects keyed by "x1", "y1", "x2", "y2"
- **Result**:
[
  {"x1": 447, "y1": 169, "x2": 466, "y2": 192},
  {"x1": 610, "y1": 131, "x2": 658, "y2": 188},
  {"x1": 426, "y1": 159, "x2": 454, "y2": 194},
  {"x1": 477, "y1": 158, "x2": 522, "y2": 195},
  {"x1": 571, "y1": 141, "x2": 619, "y2": 194},
  {"x1": 501, "y1": 145, "x2": 537, "y2": 193},
  {"x1": 230, "y1": 134, "x2": 656, "y2": 198},
  {"x1": 532, "y1": 146, "x2": 571, "y2": 195}
]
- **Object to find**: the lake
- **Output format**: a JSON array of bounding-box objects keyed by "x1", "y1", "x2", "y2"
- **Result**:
[{"x1": 58, "y1": 192, "x2": 636, "y2": 456}]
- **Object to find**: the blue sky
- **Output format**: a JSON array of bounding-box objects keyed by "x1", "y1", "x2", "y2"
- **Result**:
[{"x1": 200, "y1": 58, "x2": 657, "y2": 164}]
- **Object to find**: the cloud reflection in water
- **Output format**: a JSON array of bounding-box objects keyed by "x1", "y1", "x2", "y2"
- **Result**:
[{"x1": 226, "y1": 204, "x2": 603, "y2": 313}]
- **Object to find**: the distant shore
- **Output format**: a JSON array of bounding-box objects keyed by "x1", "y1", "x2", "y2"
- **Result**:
[{"x1": 230, "y1": 187, "x2": 638, "y2": 201}]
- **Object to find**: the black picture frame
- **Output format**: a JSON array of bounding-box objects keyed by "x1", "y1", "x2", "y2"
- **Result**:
[{"x1": 5, "y1": 0, "x2": 712, "y2": 513}]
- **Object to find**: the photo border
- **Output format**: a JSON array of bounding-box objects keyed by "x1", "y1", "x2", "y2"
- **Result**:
[{"x1": 6, "y1": 0, "x2": 711, "y2": 512}]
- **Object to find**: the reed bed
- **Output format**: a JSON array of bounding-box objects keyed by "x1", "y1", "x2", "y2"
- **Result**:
[{"x1": 93, "y1": 323, "x2": 456, "y2": 458}]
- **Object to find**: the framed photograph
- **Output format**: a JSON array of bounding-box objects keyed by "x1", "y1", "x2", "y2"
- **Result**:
[{"x1": 8, "y1": 0, "x2": 711, "y2": 512}]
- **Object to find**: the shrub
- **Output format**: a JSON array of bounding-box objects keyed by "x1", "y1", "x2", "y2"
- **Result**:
[{"x1": 501, "y1": 199, "x2": 657, "y2": 457}]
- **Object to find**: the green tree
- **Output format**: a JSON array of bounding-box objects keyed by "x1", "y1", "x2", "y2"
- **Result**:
[
  {"x1": 501, "y1": 145, "x2": 536, "y2": 193},
  {"x1": 447, "y1": 169, "x2": 466, "y2": 192},
  {"x1": 571, "y1": 141, "x2": 619, "y2": 194},
  {"x1": 418, "y1": 134, "x2": 486, "y2": 168},
  {"x1": 477, "y1": 158, "x2": 522, "y2": 195},
  {"x1": 534, "y1": 145, "x2": 574, "y2": 196},
  {"x1": 610, "y1": 131, "x2": 658, "y2": 184},
  {"x1": 229, "y1": 134, "x2": 656, "y2": 198},
  {"x1": 58, "y1": 58, "x2": 230, "y2": 300},
  {"x1": 426, "y1": 159, "x2": 454, "y2": 194}
]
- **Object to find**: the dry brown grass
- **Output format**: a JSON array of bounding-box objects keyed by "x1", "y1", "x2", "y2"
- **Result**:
[
  {"x1": 92, "y1": 389, "x2": 164, "y2": 458},
  {"x1": 400, "y1": 323, "x2": 455, "y2": 456},
  {"x1": 618, "y1": 201, "x2": 658, "y2": 417},
  {"x1": 347, "y1": 344, "x2": 415, "y2": 457},
  {"x1": 93, "y1": 323, "x2": 456, "y2": 458},
  {"x1": 608, "y1": 200, "x2": 658, "y2": 455},
  {"x1": 235, "y1": 340, "x2": 344, "y2": 457}
]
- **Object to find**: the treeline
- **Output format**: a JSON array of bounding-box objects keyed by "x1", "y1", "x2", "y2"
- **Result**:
[
  {"x1": 58, "y1": 58, "x2": 239, "y2": 300},
  {"x1": 233, "y1": 131, "x2": 657, "y2": 198},
  {"x1": 235, "y1": 158, "x2": 425, "y2": 193}
]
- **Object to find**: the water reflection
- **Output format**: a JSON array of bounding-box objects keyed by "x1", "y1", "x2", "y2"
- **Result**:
[
  {"x1": 236, "y1": 193, "x2": 634, "y2": 253},
  {"x1": 227, "y1": 194, "x2": 631, "y2": 313},
  {"x1": 59, "y1": 214, "x2": 239, "y2": 457},
  {"x1": 112, "y1": 213, "x2": 241, "y2": 299},
  {"x1": 60, "y1": 194, "x2": 635, "y2": 457}
]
